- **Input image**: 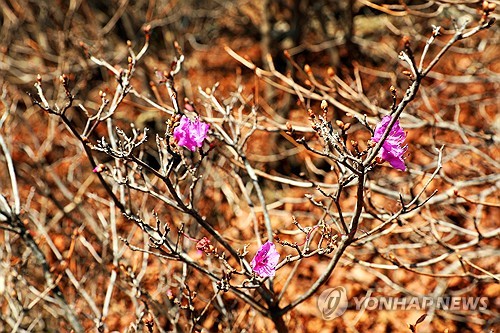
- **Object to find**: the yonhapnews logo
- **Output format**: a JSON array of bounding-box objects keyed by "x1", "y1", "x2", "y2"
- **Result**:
[
  {"x1": 317, "y1": 286, "x2": 348, "y2": 320},
  {"x1": 317, "y1": 286, "x2": 489, "y2": 321}
]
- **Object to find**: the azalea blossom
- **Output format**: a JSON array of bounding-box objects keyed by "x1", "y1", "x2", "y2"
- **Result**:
[
  {"x1": 251, "y1": 241, "x2": 280, "y2": 278},
  {"x1": 173, "y1": 115, "x2": 210, "y2": 151},
  {"x1": 371, "y1": 115, "x2": 407, "y2": 171}
]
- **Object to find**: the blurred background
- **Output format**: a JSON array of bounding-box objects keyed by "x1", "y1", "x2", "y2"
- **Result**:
[{"x1": 0, "y1": 1, "x2": 498, "y2": 332}]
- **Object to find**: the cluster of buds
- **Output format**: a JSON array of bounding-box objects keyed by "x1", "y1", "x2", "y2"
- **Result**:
[
  {"x1": 481, "y1": 1, "x2": 496, "y2": 23},
  {"x1": 335, "y1": 120, "x2": 351, "y2": 132},
  {"x1": 196, "y1": 237, "x2": 215, "y2": 255},
  {"x1": 482, "y1": 1, "x2": 496, "y2": 14},
  {"x1": 321, "y1": 225, "x2": 339, "y2": 254},
  {"x1": 307, "y1": 108, "x2": 321, "y2": 132}
]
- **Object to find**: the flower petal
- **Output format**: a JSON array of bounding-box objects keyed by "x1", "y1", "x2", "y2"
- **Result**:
[
  {"x1": 372, "y1": 115, "x2": 392, "y2": 142},
  {"x1": 371, "y1": 115, "x2": 407, "y2": 171},
  {"x1": 251, "y1": 241, "x2": 280, "y2": 278},
  {"x1": 173, "y1": 115, "x2": 210, "y2": 151}
]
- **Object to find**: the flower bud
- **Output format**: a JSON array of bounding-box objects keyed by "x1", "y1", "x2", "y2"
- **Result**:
[
  {"x1": 93, "y1": 164, "x2": 106, "y2": 173},
  {"x1": 321, "y1": 100, "x2": 328, "y2": 110},
  {"x1": 304, "y1": 64, "x2": 312, "y2": 75},
  {"x1": 196, "y1": 237, "x2": 214, "y2": 254},
  {"x1": 307, "y1": 109, "x2": 315, "y2": 119}
]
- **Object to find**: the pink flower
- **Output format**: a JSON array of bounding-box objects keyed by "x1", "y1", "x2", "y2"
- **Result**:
[
  {"x1": 93, "y1": 164, "x2": 105, "y2": 173},
  {"x1": 251, "y1": 241, "x2": 280, "y2": 278},
  {"x1": 173, "y1": 115, "x2": 210, "y2": 151},
  {"x1": 371, "y1": 115, "x2": 408, "y2": 171},
  {"x1": 196, "y1": 237, "x2": 214, "y2": 254}
]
